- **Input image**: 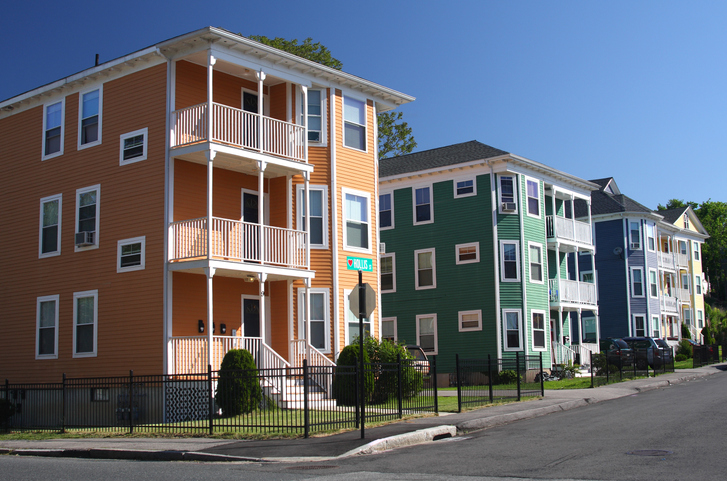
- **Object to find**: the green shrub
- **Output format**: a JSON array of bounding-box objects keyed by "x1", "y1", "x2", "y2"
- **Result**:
[
  {"x1": 215, "y1": 349, "x2": 262, "y2": 416},
  {"x1": 0, "y1": 399, "x2": 15, "y2": 430},
  {"x1": 702, "y1": 325, "x2": 716, "y2": 345},
  {"x1": 682, "y1": 322, "x2": 691, "y2": 340},
  {"x1": 366, "y1": 338, "x2": 423, "y2": 402},
  {"x1": 497, "y1": 369, "x2": 521, "y2": 385},
  {"x1": 676, "y1": 353, "x2": 688, "y2": 362},
  {"x1": 333, "y1": 343, "x2": 374, "y2": 406},
  {"x1": 677, "y1": 339, "x2": 693, "y2": 358}
]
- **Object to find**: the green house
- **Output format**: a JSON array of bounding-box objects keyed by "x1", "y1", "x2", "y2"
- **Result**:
[{"x1": 379, "y1": 141, "x2": 600, "y2": 381}]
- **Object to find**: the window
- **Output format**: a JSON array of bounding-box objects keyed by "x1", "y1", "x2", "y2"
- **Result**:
[
  {"x1": 297, "y1": 185, "x2": 328, "y2": 248},
  {"x1": 343, "y1": 189, "x2": 370, "y2": 251},
  {"x1": 582, "y1": 317, "x2": 597, "y2": 343},
  {"x1": 528, "y1": 243, "x2": 544, "y2": 283},
  {"x1": 382, "y1": 317, "x2": 397, "y2": 342},
  {"x1": 503, "y1": 309, "x2": 522, "y2": 350},
  {"x1": 343, "y1": 96, "x2": 366, "y2": 151},
  {"x1": 649, "y1": 269, "x2": 658, "y2": 298},
  {"x1": 380, "y1": 253, "x2": 396, "y2": 293},
  {"x1": 459, "y1": 310, "x2": 482, "y2": 332},
  {"x1": 652, "y1": 316, "x2": 660, "y2": 338},
  {"x1": 415, "y1": 248, "x2": 436, "y2": 290},
  {"x1": 117, "y1": 237, "x2": 145, "y2": 273},
  {"x1": 697, "y1": 310, "x2": 704, "y2": 329},
  {"x1": 120, "y1": 128, "x2": 148, "y2": 165},
  {"x1": 695, "y1": 275, "x2": 702, "y2": 295},
  {"x1": 413, "y1": 186, "x2": 432, "y2": 224},
  {"x1": 36, "y1": 295, "x2": 59, "y2": 359},
  {"x1": 298, "y1": 288, "x2": 330, "y2": 352},
  {"x1": 498, "y1": 175, "x2": 517, "y2": 213},
  {"x1": 416, "y1": 314, "x2": 438, "y2": 354},
  {"x1": 580, "y1": 271, "x2": 594, "y2": 283},
  {"x1": 345, "y1": 289, "x2": 370, "y2": 345},
  {"x1": 679, "y1": 241, "x2": 688, "y2": 255},
  {"x1": 684, "y1": 213, "x2": 690, "y2": 230},
  {"x1": 684, "y1": 308, "x2": 692, "y2": 325},
  {"x1": 454, "y1": 179, "x2": 476, "y2": 198},
  {"x1": 379, "y1": 192, "x2": 393, "y2": 229},
  {"x1": 76, "y1": 185, "x2": 100, "y2": 249},
  {"x1": 456, "y1": 242, "x2": 479, "y2": 264},
  {"x1": 73, "y1": 290, "x2": 98, "y2": 357},
  {"x1": 646, "y1": 224, "x2": 655, "y2": 251},
  {"x1": 43, "y1": 100, "x2": 64, "y2": 159},
  {"x1": 694, "y1": 242, "x2": 700, "y2": 261},
  {"x1": 78, "y1": 88, "x2": 101, "y2": 148},
  {"x1": 304, "y1": 89, "x2": 324, "y2": 143},
  {"x1": 39, "y1": 194, "x2": 62, "y2": 258},
  {"x1": 526, "y1": 178, "x2": 540, "y2": 217},
  {"x1": 631, "y1": 268, "x2": 644, "y2": 297},
  {"x1": 634, "y1": 315, "x2": 645, "y2": 337},
  {"x1": 532, "y1": 311, "x2": 546, "y2": 349},
  {"x1": 500, "y1": 241, "x2": 520, "y2": 282},
  {"x1": 682, "y1": 274, "x2": 690, "y2": 292},
  {"x1": 629, "y1": 221, "x2": 641, "y2": 250}
]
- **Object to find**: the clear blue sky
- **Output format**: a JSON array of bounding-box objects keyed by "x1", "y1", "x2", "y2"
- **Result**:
[{"x1": 4, "y1": 0, "x2": 725, "y2": 210}]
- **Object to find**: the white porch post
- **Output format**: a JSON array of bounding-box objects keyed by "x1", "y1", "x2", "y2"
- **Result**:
[
  {"x1": 575, "y1": 249, "x2": 581, "y2": 302},
  {"x1": 301, "y1": 85, "x2": 308, "y2": 163},
  {"x1": 257, "y1": 70, "x2": 266, "y2": 153},
  {"x1": 258, "y1": 272, "x2": 267, "y2": 370},
  {"x1": 258, "y1": 161, "x2": 266, "y2": 263},
  {"x1": 207, "y1": 53, "x2": 215, "y2": 143},
  {"x1": 551, "y1": 189, "x2": 557, "y2": 237},
  {"x1": 205, "y1": 267, "x2": 215, "y2": 369},
  {"x1": 304, "y1": 171, "x2": 310, "y2": 269},
  {"x1": 586, "y1": 200, "x2": 592, "y2": 243},
  {"x1": 305, "y1": 278, "x2": 311, "y2": 361}
]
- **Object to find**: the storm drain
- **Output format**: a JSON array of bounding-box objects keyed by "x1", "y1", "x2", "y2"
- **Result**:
[{"x1": 627, "y1": 450, "x2": 673, "y2": 456}]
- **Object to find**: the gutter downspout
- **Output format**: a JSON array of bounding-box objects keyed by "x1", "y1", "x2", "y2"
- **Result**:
[{"x1": 488, "y1": 161, "x2": 502, "y2": 360}]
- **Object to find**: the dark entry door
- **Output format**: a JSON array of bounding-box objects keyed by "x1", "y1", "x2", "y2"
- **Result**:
[{"x1": 243, "y1": 298, "x2": 260, "y2": 338}]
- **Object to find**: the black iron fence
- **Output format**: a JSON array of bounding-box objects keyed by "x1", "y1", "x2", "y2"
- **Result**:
[
  {"x1": 454, "y1": 353, "x2": 544, "y2": 412},
  {"x1": 1, "y1": 358, "x2": 436, "y2": 437},
  {"x1": 590, "y1": 347, "x2": 675, "y2": 387},
  {"x1": 692, "y1": 344, "x2": 722, "y2": 367}
]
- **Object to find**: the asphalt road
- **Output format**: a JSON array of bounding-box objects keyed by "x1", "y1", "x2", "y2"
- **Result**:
[{"x1": 2, "y1": 372, "x2": 726, "y2": 480}]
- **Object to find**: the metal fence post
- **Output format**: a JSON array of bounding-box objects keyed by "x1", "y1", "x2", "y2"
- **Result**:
[
  {"x1": 61, "y1": 373, "x2": 66, "y2": 433},
  {"x1": 539, "y1": 353, "x2": 544, "y2": 396},
  {"x1": 590, "y1": 352, "x2": 594, "y2": 388},
  {"x1": 4, "y1": 379, "x2": 8, "y2": 432},
  {"x1": 303, "y1": 359, "x2": 310, "y2": 439},
  {"x1": 516, "y1": 351, "x2": 521, "y2": 402},
  {"x1": 354, "y1": 356, "x2": 360, "y2": 429},
  {"x1": 397, "y1": 353, "x2": 403, "y2": 419},
  {"x1": 208, "y1": 364, "x2": 213, "y2": 436},
  {"x1": 488, "y1": 354, "x2": 494, "y2": 403},
  {"x1": 432, "y1": 356, "x2": 438, "y2": 414},
  {"x1": 129, "y1": 370, "x2": 134, "y2": 434},
  {"x1": 456, "y1": 354, "x2": 462, "y2": 413}
]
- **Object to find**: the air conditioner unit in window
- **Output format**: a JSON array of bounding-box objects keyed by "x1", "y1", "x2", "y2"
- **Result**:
[
  {"x1": 75, "y1": 231, "x2": 95, "y2": 247},
  {"x1": 379, "y1": 243, "x2": 386, "y2": 254},
  {"x1": 502, "y1": 202, "x2": 517, "y2": 212},
  {"x1": 630, "y1": 242, "x2": 641, "y2": 250}
]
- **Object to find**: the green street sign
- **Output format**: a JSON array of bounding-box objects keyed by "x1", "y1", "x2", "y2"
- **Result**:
[{"x1": 346, "y1": 256, "x2": 373, "y2": 272}]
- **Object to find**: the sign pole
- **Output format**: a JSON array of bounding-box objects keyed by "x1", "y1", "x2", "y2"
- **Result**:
[{"x1": 358, "y1": 268, "x2": 365, "y2": 439}]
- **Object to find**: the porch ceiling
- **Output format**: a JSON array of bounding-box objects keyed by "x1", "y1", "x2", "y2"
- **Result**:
[
  {"x1": 181, "y1": 51, "x2": 288, "y2": 87},
  {"x1": 168, "y1": 258, "x2": 315, "y2": 282}
]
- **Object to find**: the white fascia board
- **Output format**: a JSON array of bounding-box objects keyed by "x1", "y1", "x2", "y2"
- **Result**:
[
  {"x1": 380, "y1": 156, "x2": 509, "y2": 185},
  {"x1": 507, "y1": 154, "x2": 599, "y2": 196},
  {"x1": 591, "y1": 212, "x2": 664, "y2": 224},
  {"x1": 210, "y1": 48, "x2": 313, "y2": 88}
]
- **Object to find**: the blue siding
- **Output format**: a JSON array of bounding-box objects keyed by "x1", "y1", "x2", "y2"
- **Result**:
[{"x1": 593, "y1": 219, "x2": 630, "y2": 338}]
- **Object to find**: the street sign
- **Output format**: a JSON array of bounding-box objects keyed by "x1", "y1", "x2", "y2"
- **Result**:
[
  {"x1": 348, "y1": 283, "x2": 376, "y2": 318},
  {"x1": 346, "y1": 256, "x2": 373, "y2": 272}
]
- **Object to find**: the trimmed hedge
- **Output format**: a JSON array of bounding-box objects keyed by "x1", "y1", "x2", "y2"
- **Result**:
[
  {"x1": 215, "y1": 349, "x2": 262, "y2": 416},
  {"x1": 333, "y1": 343, "x2": 373, "y2": 406}
]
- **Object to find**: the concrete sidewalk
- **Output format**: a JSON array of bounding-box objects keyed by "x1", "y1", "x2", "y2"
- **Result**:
[{"x1": 1, "y1": 365, "x2": 723, "y2": 463}]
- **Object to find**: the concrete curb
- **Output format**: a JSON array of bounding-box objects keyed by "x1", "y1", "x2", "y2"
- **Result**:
[
  {"x1": 456, "y1": 399, "x2": 591, "y2": 433},
  {"x1": 339, "y1": 425, "x2": 457, "y2": 457},
  {"x1": 3, "y1": 448, "x2": 264, "y2": 463}
]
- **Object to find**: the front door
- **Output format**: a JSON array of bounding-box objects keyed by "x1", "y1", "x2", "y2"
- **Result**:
[
  {"x1": 242, "y1": 191, "x2": 259, "y2": 224},
  {"x1": 243, "y1": 298, "x2": 260, "y2": 338}
]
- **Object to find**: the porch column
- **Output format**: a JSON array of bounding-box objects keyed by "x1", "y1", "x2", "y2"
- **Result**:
[
  {"x1": 550, "y1": 188, "x2": 557, "y2": 237},
  {"x1": 205, "y1": 267, "x2": 215, "y2": 369},
  {"x1": 207, "y1": 53, "x2": 215, "y2": 142},
  {"x1": 569, "y1": 197, "x2": 575, "y2": 239},
  {"x1": 206, "y1": 150, "x2": 216, "y2": 260},
  {"x1": 575, "y1": 250, "x2": 581, "y2": 303},
  {"x1": 258, "y1": 161, "x2": 267, "y2": 263},
  {"x1": 301, "y1": 84, "x2": 308, "y2": 163},
  {"x1": 305, "y1": 278, "x2": 311, "y2": 361},
  {"x1": 304, "y1": 171, "x2": 311, "y2": 269},
  {"x1": 586, "y1": 199, "x2": 592, "y2": 244},
  {"x1": 257, "y1": 70, "x2": 266, "y2": 153}
]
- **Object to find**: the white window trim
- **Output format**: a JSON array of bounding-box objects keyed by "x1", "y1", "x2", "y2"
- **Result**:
[
  {"x1": 582, "y1": 316, "x2": 597, "y2": 343},
  {"x1": 695, "y1": 275, "x2": 702, "y2": 295},
  {"x1": 580, "y1": 270, "x2": 594, "y2": 283},
  {"x1": 42, "y1": 98, "x2": 65, "y2": 161},
  {"x1": 525, "y1": 176, "x2": 541, "y2": 219},
  {"x1": 652, "y1": 315, "x2": 660, "y2": 338},
  {"x1": 633, "y1": 314, "x2": 646, "y2": 337},
  {"x1": 379, "y1": 191, "x2": 394, "y2": 231},
  {"x1": 73, "y1": 289, "x2": 98, "y2": 358},
  {"x1": 646, "y1": 224, "x2": 656, "y2": 252},
  {"x1": 39, "y1": 194, "x2": 62, "y2": 259},
  {"x1": 694, "y1": 242, "x2": 700, "y2": 260},
  {"x1": 302, "y1": 88, "x2": 327, "y2": 146},
  {"x1": 453, "y1": 178, "x2": 477, "y2": 199},
  {"x1": 119, "y1": 128, "x2": 148, "y2": 165},
  {"x1": 649, "y1": 268, "x2": 659, "y2": 299},
  {"x1": 697, "y1": 309, "x2": 704, "y2": 328},
  {"x1": 296, "y1": 184, "x2": 329, "y2": 249},
  {"x1": 414, "y1": 248, "x2": 436, "y2": 290},
  {"x1": 380, "y1": 252, "x2": 396, "y2": 293},
  {"x1": 684, "y1": 308, "x2": 692, "y2": 325},
  {"x1": 631, "y1": 267, "x2": 645, "y2": 298},
  {"x1": 458, "y1": 310, "x2": 482, "y2": 332},
  {"x1": 342, "y1": 94, "x2": 368, "y2": 153},
  {"x1": 416, "y1": 313, "x2": 438, "y2": 355},
  {"x1": 500, "y1": 240, "x2": 521, "y2": 283},
  {"x1": 531, "y1": 309, "x2": 547, "y2": 351},
  {"x1": 528, "y1": 241, "x2": 544, "y2": 284},
  {"x1": 36, "y1": 295, "x2": 59, "y2": 360},
  {"x1": 455, "y1": 242, "x2": 480, "y2": 265},
  {"x1": 682, "y1": 273, "x2": 691, "y2": 292},
  {"x1": 75, "y1": 184, "x2": 100, "y2": 251},
  {"x1": 497, "y1": 175, "x2": 518, "y2": 215},
  {"x1": 412, "y1": 185, "x2": 434, "y2": 226},
  {"x1": 502, "y1": 309, "x2": 523, "y2": 352},
  {"x1": 77, "y1": 86, "x2": 103, "y2": 150},
  {"x1": 297, "y1": 288, "x2": 331, "y2": 354},
  {"x1": 344, "y1": 288, "x2": 371, "y2": 346},
  {"x1": 629, "y1": 220, "x2": 642, "y2": 250},
  {"x1": 381, "y1": 317, "x2": 398, "y2": 342},
  {"x1": 341, "y1": 187, "x2": 372, "y2": 254},
  {"x1": 117, "y1": 236, "x2": 146, "y2": 273}
]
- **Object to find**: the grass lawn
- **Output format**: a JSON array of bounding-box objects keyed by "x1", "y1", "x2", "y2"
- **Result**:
[{"x1": 674, "y1": 358, "x2": 693, "y2": 369}]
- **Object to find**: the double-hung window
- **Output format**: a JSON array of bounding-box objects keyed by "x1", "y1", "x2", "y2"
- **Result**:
[
  {"x1": 380, "y1": 253, "x2": 396, "y2": 293},
  {"x1": 304, "y1": 89, "x2": 324, "y2": 143},
  {"x1": 684, "y1": 308, "x2": 692, "y2": 325},
  {"x1": 382, "y1": 317, "x2": 397, "y2": 342},
  {"x1": 682, "y1": 273, "x2": 690, "y2": 292},
  {"x1": 503, "y1": 309, "x2": 522, "y2": 350},
  {"x1": 532, "y1": 311, "x2": 546, "y2": 349},
  {"x1": 528, "y1": 242, "x2": 544, "y2": 283},
  {"x1": 343, "y1": 189, "x2": 370, "y2": 251},
  {"x1": 694, "y1": 242, "x2": 700, "y2": 261},
  {"x1": 500, "y1": 241, "x2": 520, "y2": 282},
  {"x1": 298, "y1": 288, "x2": 330, "y2": 352},
  {"x1": 646, "y1": 224, "x2": 655, "y2": 251},
  {"x1": 120, "y1": 128, "x2": 148, "y2": 165},
  {"x1": 43, "y1": 100, "x2": 64, "y2": 159},
  {"x1": 117, "y1": 237, "x2": 145, "y2": 272},
  {"x1": 629, "y1": 221, "x2": 641, "y2": 250},
  {"x1": 695, "y1": 275, "x2": 702, "y2": 295},
  {"x1": 416, "y1": 314, "x2": 438, "y2": 354},
  {"x1": 454, "y1": 179, "x2": 475, "y2": 198},
  {"x1": 631, "y1": 268, "x2": 644, "y2": 297},
  {"x1": 652, "y1": 316, "x2": 660, "y2": 338},
  {"x1": 413, "y1": 186, "x2": 432, "y2": 224},
  {"x1": 379, "y1": 192, "x2": 393, "y2": 229},
  {"x1": 36, "y1": 295, "x2": 59, "y2": 359},
  {"x1": 76, "y1": 185, "x2": 100, "y2": 249},
  {"x1": 499, "y1": 175, "x2": 517, "y2": 213},
  {"x1": 343, "y1": 96, "x2": 366, "y2": 151},
  {"x1": 649, "y1": 269, "x2": 658, "y2": 298},
  {"x1": 415, "y1": 248, "x2": 436, "y2": 290},
  {"x1": 634, "y1": 315, "x2": 646, "y2": 337},
  {"x1": 79, "y1": 88, "x2": 101, "y2": 148},
  {"x1": 684, "y1": 214, "x2": 690, "y2": 229},
  {"x1": 39, "y1": 194, "x2": 62, "y2": 258},
  {"x1": 73, "y1": 290, "x2": 98, "y2": 357},
  {"x1": 697, "y1": 310, "x2": 704, "y2": 329},
  {"x1": 526, "y1": 178, "x2": 540, "y2": 217},
  {"x1": 298, "y1": 185, "x2": 328, "y2": 248},
  {"x1": 459, "y1": 310, "x2": 482, "y2": 332}
]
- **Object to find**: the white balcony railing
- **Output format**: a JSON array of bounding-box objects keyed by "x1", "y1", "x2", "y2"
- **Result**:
[
  {"x1": 170, "y1": 217, "x2": 308, "y2": 269},
  {"x1": 662, "y1": 295, "x2": 678, "y2": 314},
  {"x1": 549, "y1": 278, "x2": 597, "y2": 306},
  {"x1": 171, "y1": 102, "x2": 306, "y2": 162},
  {"x1": 676, "y1": 253, "x2": 690, "y2": 268},
  {"x1": 546, "y1": 215, "x2": 592, "y2": 245},
  {"x1": 674, "y1": 288, "x2": 691, "y2": 302},
  {"x1": 658, "y1": 252, "x2": 675, "y2": 270}
]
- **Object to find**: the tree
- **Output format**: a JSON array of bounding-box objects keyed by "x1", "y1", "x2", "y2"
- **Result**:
[
  {"x1": 248, "y1": 34, "x2": 415, "y2": 159},
  {"x1": 657, "y1": 199, "x2": 698, "y2": 211},
  {"x1": 695, "y1": 200, "x2": 727, "y2": 301}
]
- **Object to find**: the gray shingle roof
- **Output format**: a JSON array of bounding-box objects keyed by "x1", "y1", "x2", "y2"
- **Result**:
[
  {"x1": 575, "y1": 177, "x2": 655, "y2": 217},
  {"x1": 379, "y1": 140, "x2": 508, "y2": 178},
  {"x1": 658, "y1": 207, "x2": 689, "y2": 224}
]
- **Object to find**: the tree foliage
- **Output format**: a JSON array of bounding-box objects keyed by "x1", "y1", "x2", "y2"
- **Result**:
[
  {"x1": 215, "y1": 349, "x2": 262, "y2": 416},
  {"x1": 248, "y1": 34, "x2": 415, "y2": 160},
  {"x1": 656, "y1": 199, "x2": 698, "y2": 211},
  {"x1": 695, "y1": 200, "x2": 727, "y2": 301}
]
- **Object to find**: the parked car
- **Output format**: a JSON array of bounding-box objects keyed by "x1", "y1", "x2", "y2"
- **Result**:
[
  {"x1": 599, "y1": 338, "x2": 635, "y2": 368},
  {"x1": 406, "y1": 345, "x2": 430, "y2": 374},
  {"x1": 653, "y1": 339, "x2": 674, "y2": 364},
  {"x1": 622, "y1": 337, "x2": 665, "y2": 369}
]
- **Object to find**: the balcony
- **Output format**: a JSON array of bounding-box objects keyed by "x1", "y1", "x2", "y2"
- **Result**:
[
  {"x1": 676, "y1": 253, "x2": 690, "y2": 268},
  {"x1": 662, "y1": 295, "x2": 678, "y2": 314},
  {"x1": 549, "y1": 279, "x2": 597, "y2": 308},
  {"x1": 170, "y1": 217, "x2": 308, "y2": 270},
  {"x1": 674, "y1": 288, "x2": 691, "y2": 303},
  {"x1": 171, "y1": 102, "x2": 306, "y2": 163},
  {"x1": 546, "y1": 215, "x2": 592, "y2": 247},
  {"x1": 658, "y1": 252, "x2": 675, "y2": 271}
]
